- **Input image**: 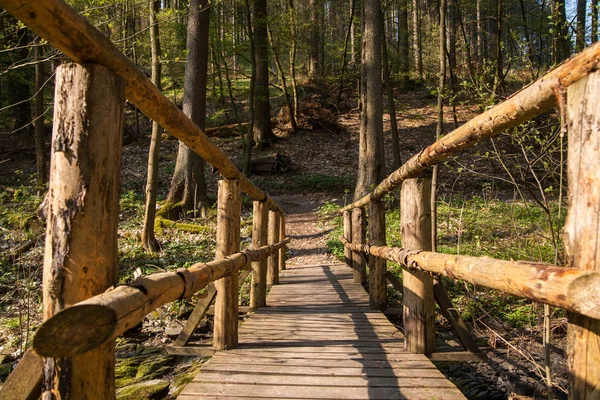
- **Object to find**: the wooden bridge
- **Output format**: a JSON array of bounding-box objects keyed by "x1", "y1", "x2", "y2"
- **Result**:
[{"x1": 1, "y1": 1, "x2": 599, "y2": 399}]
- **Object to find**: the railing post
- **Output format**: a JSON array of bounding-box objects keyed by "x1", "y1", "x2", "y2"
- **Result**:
[
  {"x1": 401, "y1": 173, "x2": 435, "y2": 354},
  {"x1": 250, "y1": 200, "x2": 268, "y2": 308},
  {"x1": 267, "y1": 210, "x2": 281, "y2": 285},
  {"x1": 278, "y1": 213, "x2": 286, "y2": 271},
  {"x1": 213, "y1": 179, "x2": 241, "y2": 350},
  {"x1": 368, "y1": 200, "x2": 387, "y2": 310},
  {"x1": 42, "y1": 63, "x2": 124, "y2": 399},
  {"x1": 352, "y1": 207, "x2": 367, "y2": 284},
  {"x1": 565, "y1": 70, "x2": 600, "y2": 399},
  {"x1": 343, "y1": 210, "x2": 353, "y2": 270}
]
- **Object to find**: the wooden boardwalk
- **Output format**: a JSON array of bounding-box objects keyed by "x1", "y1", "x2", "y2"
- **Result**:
[{"x1": 178, "y1": 264, "x2": 466, "y2": 399}]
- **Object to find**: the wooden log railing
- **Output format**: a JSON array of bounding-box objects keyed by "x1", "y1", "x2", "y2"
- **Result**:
[
  {"x1": 338, "y1": 53, "x2": 600, "y2": 399},
  {"x1": 0, "y1": 1, "x2": 290, "y2": 398}
]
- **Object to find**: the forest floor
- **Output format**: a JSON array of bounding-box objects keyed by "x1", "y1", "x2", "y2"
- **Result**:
[{"x1": 0, "y1": 86, "x2": 568, "y2": 399}]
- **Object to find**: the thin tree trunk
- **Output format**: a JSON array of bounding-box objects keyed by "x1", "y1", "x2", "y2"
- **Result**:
[
  {"x1": 142, "y1": 0, "x2": 162, "y2": 252},
  {"x1": 34, "y1": 37, "x2": 47, "y2": 189},
  {"x1": 592, "y1": 0, "x2": 598, "y2": 43},
  {"x1": 576, "y1": 0, "x2": 587, "y2": 51},
  {"x1": 432, "y1": 0, "x2": 446, "y2": 252},
  {"x1": 337, "y1": 0, "x2": 356, "y2": 103},
  {"x1": 398, "y1": 0, "x2": 409, "y2": 90},
  {"x1": 287, "y1": 0, "x2": 299, "y2": 120},
  {"x1": 309, "y1": 0, "x2": 321, "y2": 82},
  {"x1": 412, "y1": 0, "x2": 423, "y2": 81},
  {"x1": 253, "y1": 0, "x2": 276, "y2": 143},
  {"x1": 244, "y1": 0, "x2": 255, "y2": 175},
  {"x1": 267, "y1": 26, "x2": 297, "y2": 132},
  {"x1": 381, "y1": 7, "x2": 401, "y2": 170}
]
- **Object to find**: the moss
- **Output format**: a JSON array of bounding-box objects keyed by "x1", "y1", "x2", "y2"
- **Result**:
[
  {"x1": 154, "y1": 200, "x2": 214, "y2": 235},
  {"x1": 172, "y1": 359, "x2": 207, "y2": 396},
  {"x1": 135, "y1": 355, "x2": 173, "y2": 380},
  {"x1": 115, "y1": 357, "x2": 142, "y2": 387},
  {"x1": 116, "y1": 379, "x2": 170, "y2": 400}
]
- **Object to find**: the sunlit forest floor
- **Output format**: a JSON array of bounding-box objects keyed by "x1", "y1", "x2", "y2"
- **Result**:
[{"x1": 0, "y1": 84, "x2": 567, "y2": 398}]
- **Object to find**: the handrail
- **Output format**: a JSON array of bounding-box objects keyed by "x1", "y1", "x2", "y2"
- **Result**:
[
  {"x1": 341, "y1": 41, "x2": 600, "y2": 212},
  {"x1": 340, "y1": 236, "x2": 600, "y2": 320},
  {"x1": 31, "y1": 238, "x2": 290, "y2": 359},
  {"x1": 0, "y1": 0, "x2": 281, "y2": 212}
]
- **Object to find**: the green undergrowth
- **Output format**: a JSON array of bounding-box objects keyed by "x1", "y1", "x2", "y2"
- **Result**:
[{"x1": 317, "y1": 195, "x2": 566, "y2": 329}]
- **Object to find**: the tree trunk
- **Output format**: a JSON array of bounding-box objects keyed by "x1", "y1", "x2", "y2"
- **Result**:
[
  {"x1": 267, "y1": 26, "x2": 297, "y2": 132},
  {"x1": 552, "y1": 0, "x2": 570, "y2": 63},
  {"x1": 381, "y1": 7, "x2": 401, "y2": 170},
  {"x1": 354, "y1": 0, "x2": 385, "y2": 199},
  {"x1": 142, "y1": 0, "x2": 162, "y2": 252},
  {"x1": 288, "y1": 0, "x2": 299, "y2": 120},
  {"x1": 165, "y1": 0, "x2": 211, "y2": 214},
  {"x1": 34, "y1": 37, "x2": 47, "y2": 188},
  {"x1": 308, "y1": 0, "x2": 321, "y2": 82},
  {"x1": 253, "y1": 0, "x2": 276, "y2": 143},
  {"x1": 337, "y1": 0, "x2": 356, "y2": 103},
  {"x1": 398, "y1": 0, "x2": 409, "y2": 90},
  {"x1": 412, "y1": 0, "x2": 423, "y2": 81},
  {"x1": 576, "y1": 0, "x2": 587, "y2": 51},
  {"x1": 42, "y1": 63, "x2": 124, "y2": 400},
  {"x1": 592, "y1": 0, "x2": 598, "y2": 43},
  {"x1": 244, "y1": 0, "x2": 255, "y2": 175}
]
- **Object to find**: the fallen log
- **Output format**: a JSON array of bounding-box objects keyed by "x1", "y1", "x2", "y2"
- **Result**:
[
  {"x1": 32, "y1": 239, "x2": 290, "y2": 358},
  {"x1": 340, "y1": 237, "x2": 600, "y2": 320}
]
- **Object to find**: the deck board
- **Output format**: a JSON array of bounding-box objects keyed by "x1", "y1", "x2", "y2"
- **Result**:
[{"x1": 177, "y1": 264, "x2": 466, "y2": 399}]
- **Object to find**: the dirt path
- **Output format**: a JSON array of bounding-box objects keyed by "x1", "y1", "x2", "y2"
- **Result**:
[{"x1": 273, "y1": 194, "x2": 339, "y2": 267}]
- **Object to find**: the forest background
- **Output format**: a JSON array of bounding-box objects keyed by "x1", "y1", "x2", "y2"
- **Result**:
[{"x1": 0, "y1": 0, "x2": 597, "y2": 398}]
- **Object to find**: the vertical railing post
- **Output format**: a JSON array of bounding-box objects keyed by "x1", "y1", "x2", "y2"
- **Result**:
[
  {"x1": 352, "y1": 207, "x2": 367, "y2": 284},
  {"x1": 267, "y1": 210, "x2": 281, "y2": 285},
  {"x1": 401, "y1": 173, "x2": 435, "y2": 354},
  {"x1": 250, "y1": 200, "x2": 268, "y2": 308},
  {"x1": 565, "y1": 70, "x2": 600, "y2": 399},
  {"x1": 278, "y1": 213, "x2": 286, "y2": 272},
  {"x1": 343, "y1": 210, "x2": 353, "y2": 270},
  {"x1": 42, "y1": 63, "x2": 124, "y2": 399},
  {"x1": 213, "y1": 179, "x2": 241, "y2": 350},
  {"x1": 368, "y1": 200, "x2": 387, "y2": 310}
]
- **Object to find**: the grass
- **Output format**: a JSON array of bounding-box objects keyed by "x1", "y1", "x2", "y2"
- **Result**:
[{"x1": 317, "y1": 193, "x2": 566, "y2": 329}]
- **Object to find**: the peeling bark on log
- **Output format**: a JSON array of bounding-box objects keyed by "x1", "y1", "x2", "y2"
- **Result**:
[
  {"x1": 565, "y1": 70, "x2": 600, "y2": 400},
  {"x1": 42, "y1": 63, "x2": 124, "y2": 399}
]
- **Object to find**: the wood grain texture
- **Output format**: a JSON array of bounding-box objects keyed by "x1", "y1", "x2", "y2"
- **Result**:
[
  {"x1": 401, "y1": 177, "x2": 435, "y2": 354},
  {"x1": 250, "y1": 201, "x2": 268, "y2": 308},
  {"x1": 42, "y1": 63, "x2": 123, "y2": 400},
  {"x1": 213, "y1": 180, "x2": 241, "y2": 350},
  {"x1": 0, "y1": 349, "x2": 42, "y2": 400},
  {"x1": 177, "y1": 264, "x2": 465, "y2": 399},
  {"x1": 565, "y1": 70, "x2": 600, "y2": 399},
  {"x1": 267, "y1": 211, "x2": 281, "y2": 285}
]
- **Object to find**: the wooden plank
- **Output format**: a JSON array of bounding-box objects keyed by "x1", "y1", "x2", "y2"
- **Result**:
[
  {"x1": 0, "y1": 349, "x2": 43, "y2": 400},
  {"x1": 193, "y1": 373, "x2": 458, "y2": 388},
  {"x1": 173, "y1": 284, "x2": 217, "y2": 347},
  {"x1": 208, "y1": 356, "x2": 437, "y2": 369},
  {"x1": 179, "y1": 382, "x2": 465, "y2": 399}
]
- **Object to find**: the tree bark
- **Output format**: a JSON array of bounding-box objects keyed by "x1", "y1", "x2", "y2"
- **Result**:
[
  {"x1": 142, "y1": 0, "x2": 162, "y2": 252},
  {"x1": 287, "y1": 0, "x2": 299, "y2": 120},
  {"x1": 576, "y1": 0, "x2": 587, "y2": 51},
  {"x1": 42, "y1": 63, "x2": 124, "y2": 400},
  {"x1": 398, "y1": 0, "x2": 409, "y2": 90},
  {"x1": 412, "y1": 0, "x2": 423, "y2": 81},
  {"x1": 381, "y1": 7, "x2": 401, "y2": 170},
  {"x1": 267, "y1": 211, "x2": 281, "y2": 285},
  {"x1": 253, "y1": 0, "x2": 276, "y2": 143},
  {"x1": 308, "y1": 0, "x2": 321, "y2": 82},
  {"x1": 354, "y1": 0, "x2": 385, "y2": 199},
  {"x1": 565, "y1": 69, "x2": 600, "y2": 400},
  {"x1": 166, "y1": 0, "x2": 211, "y2": 214}
]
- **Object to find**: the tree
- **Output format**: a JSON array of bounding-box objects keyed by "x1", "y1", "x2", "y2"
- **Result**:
[
  {"x1": 308, "y1": 0, "x2": 321, "y2": 82},
  {"x1": 576, "y1": 0, "x2": 587, "y2": 51},
  {"x1": 253, "y1": 0, "x2": 276, "y2": 144},
  {"x1": 142, "y1": 0, "x2": 163, "y2": 252},
  {"x1": 354, "y1": 0, "x2": 385, "y2": 199},
  {"x1": 164, "y1": 0, "x2": 211, "y2": 215}
]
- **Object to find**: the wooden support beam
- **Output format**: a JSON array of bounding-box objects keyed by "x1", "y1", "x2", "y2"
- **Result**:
[
  {"x1": 267, "y1": 211, "x2": 281, "y2": 285},
  {"x1": 401, "y1": 175, "x2": 435, "y2": 354},
  {"x1": 368, "y1": 200, "x2": 387, "y2": 310},
  {"x1": 0, "y1": 349, "x2": 43, "y2": 400},
  {"x1": 278, "y1": 214, "x2": 286, "y2": 272},
  {"x1": 343, "y1": 210, "x2": 353, "y2": 270},
  {"x1": 352, "y1": 207, "x2": 367, "y2": 284},
  {"x1": 433, "y1": 280, "x2": 481, "y2": 354},
  {"x1": 172, "y1": 284, "x2": 217, "y2": 347},
  {"x1": 250, "y1": 200, "x2": 269, "y2": 308},
  {"x1": 41, "y1": 63, "x2": 124, "y2": 399},
  {"x1": 213, "y1": 179, "x2": 241, "y2": 350},
  {"x1": 565, "y1": 69, "x2": 600, "y2": 399}
]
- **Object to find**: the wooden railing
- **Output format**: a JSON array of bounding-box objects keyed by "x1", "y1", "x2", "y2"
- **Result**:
[
  {"x1": 339, "y1": 43, "x2": 600, "y2": 399},
  {"x1": 0, "y1": 1, "x2": 289, "y2": 399}
]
